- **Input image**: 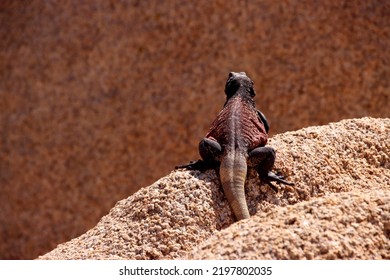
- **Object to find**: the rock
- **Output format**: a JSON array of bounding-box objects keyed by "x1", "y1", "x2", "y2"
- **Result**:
[
  {"x1": 39, "y1": 117, "x2": 390, "y2": 260},
  {"x1": 1, "y1": 0, "x2": 389, "y2": 259},
  {"x1": 185, "y1": 190, "x2": 390, "y2": 259}
]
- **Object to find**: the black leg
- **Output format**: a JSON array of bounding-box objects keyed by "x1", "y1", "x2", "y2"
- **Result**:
[
  {"x1": 199, "y1": 138, "x2": 222, "y2": 164},
  {"x1": 248, "y1": 146, "x2": 293, "y2": 192},
  {"x1": 175, "y1": 138, "x2": 222, "y2": 171}
]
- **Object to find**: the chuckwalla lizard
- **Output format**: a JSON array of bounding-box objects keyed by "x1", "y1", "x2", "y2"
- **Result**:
[{"x1": 176, "y1": 72, "x2": 293, "y2": 220}]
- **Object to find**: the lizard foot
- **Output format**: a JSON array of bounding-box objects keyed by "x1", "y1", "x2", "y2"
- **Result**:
[
  {"x1": 175, "y1": 160, "x2": 215, "y2": 171},
  {"x1": 261, "y1": 171, "x2": 294, "y2": 193}
]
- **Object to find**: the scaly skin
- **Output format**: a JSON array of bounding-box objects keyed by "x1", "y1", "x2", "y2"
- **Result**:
[
  {"x1": 176, "y1": 72, "x2": 293, "y2": 221},
  {"x1": 205, "y1": 74, "x2": 267, "y2": 220},
  {"x1": 220, "y1": 150, "x2": 249, "y2": 219}
]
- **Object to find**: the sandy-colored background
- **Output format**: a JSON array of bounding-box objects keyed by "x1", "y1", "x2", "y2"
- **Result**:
[{"x1": 0, "y1": 0, "x2": 389, "y2": 259}]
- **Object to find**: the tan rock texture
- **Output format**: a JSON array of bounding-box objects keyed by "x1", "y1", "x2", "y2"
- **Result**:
[
  {"x1": 1, "y1": 0, "x2": 389, "y2": 259},
  {"x1": 39, "y1": 117, "x2": 390, "y2": 260},
  {"x1": 186, "y1": 190, "x2": 389, "y2": 260}
]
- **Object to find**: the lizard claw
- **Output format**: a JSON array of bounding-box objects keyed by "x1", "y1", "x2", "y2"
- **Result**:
[
  {"x1": 175, "y1": 160, "x2": 211, "y2": 171},
  {"x1": 261, "y1": 171, "x2": 294, "y2": 192},
  {"x1": 175, "y1": 160, "x2": 198, "y2": 169},
  {"x1": 266, "y1": 171, "x2": 294, "y2": 185},
  {"x1": 267, "y1": 182, "x2": 279, "y2": 193},
  {"x1": 175, "y1": 159, "x2": 219, "y2": 171}
]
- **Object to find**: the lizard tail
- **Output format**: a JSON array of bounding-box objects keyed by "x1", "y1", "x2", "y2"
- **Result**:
[{"x1": 220, "y1": 151, "x2": 249, "y2": 220}]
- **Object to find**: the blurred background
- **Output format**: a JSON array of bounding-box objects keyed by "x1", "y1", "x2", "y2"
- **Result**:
[{"x1": 0, "y1": 0, "x2": 388, "y2": 259}]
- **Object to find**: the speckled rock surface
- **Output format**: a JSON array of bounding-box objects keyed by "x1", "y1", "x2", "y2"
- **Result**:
[
  {"x1": 185, "y1": 190, "x2": 390, "y2": 260},
  {"x1": 39, "y1": 170, "x2": 224, "y2": 260},
  {"x1": 1, "y1": 0, "x2": 389, "y2": 259},
  {"x1": 39, "y1": 118, "x2": 390, "y2": 260}
]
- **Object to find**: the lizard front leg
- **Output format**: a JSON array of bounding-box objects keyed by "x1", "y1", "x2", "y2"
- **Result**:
[
  {"x1": 175, "y1": 138, "x2": 222, "y2": 171},
  {"x1": 248, "y1": 146, "x2": 294, "y2": 192}
]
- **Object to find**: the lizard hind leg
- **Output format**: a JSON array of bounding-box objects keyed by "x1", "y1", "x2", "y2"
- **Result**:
[
  {"x1": 175, "y1": 138, "x2": 222, "y2": 171},
  {"x1": 248, "y1": 146, "x2": 294, "y2": 192},
  {"x1": 199, "y1": 137, "x2": 223, "y2": 167}
]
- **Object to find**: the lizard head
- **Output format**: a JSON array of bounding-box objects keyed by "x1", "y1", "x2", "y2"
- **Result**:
[{"x1": 224, "y1": 72, "x2": 256, "y2": 100}]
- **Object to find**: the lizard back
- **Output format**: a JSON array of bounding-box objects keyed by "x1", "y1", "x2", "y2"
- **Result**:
[{"x1": 205, "y1": 95, "x2": 268, "y2": 155}]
